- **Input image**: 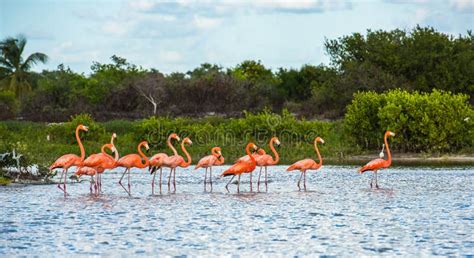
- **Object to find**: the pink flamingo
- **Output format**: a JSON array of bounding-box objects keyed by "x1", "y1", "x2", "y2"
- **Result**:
[
  {"x1": 358, "y1": 131, "x2": 395, "y2": 189},
  {"x1": 221, "y1": 143, "x2": 258, "y2": 193},
  {"x1": 255, "y1": 137, "x2": 280, "y2": 192},
  {"x1": 236, "y1": 148, "x2": 265, "y2": 192},
  {"x1": 49, "y1": 124, "x2": 88, "y2": 196},
  {"x1": 149, "y1": 133, "x2": 180, "y2": 194},
  {"x1": 167, "y1": 137, "x2": 192, "y2": 192},
  {"x1": 195, "y1": 147, "x2": 224, "y2": 192},
  {"x1": 76, "y1": 142, "x2": 117, "y2": 195},
  {"x1": 286, "y1": 137, "x2": 324, "y2": 191},
  {"x1": 75, "y1": 167, "x2": 98, "y2": 193},
  {"x1": 116, "y1": 141, "x2": 150, "y2": 196}
]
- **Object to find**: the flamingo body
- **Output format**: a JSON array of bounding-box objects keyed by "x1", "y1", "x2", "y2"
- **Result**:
[
  {"x1": 50, "y1": 154, "x2": 82, "y2": 170},
  {"x1": 286, "y1": 158, "x2": 320, "y2": 171},
  {"x1": 358, "y1": 158, "x2": 389, "y2": 173}
]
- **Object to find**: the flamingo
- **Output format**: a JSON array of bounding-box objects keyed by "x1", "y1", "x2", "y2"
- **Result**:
[
  {"x1": 96, "y1": 133, "x2": 119, "y2": 192},
  {"x1": 166, "y1": 137, "x2": 192, "y2": 192},
  {"x1": 49, "y1": 124, "x2": 88, "y2": 196},
  {"x1": 221, "y1": 143, "x2": 258, "y2": 193},
  {"x1": 255, "y1": 137, "x2": 280, "y2": 192},
  {"x1": 75, "y1": 166, "x2": 99, "y2": 194},
  {"x1": 236, "y1": 148, "x2": 265, "y2": 192},
  {"x1": 149, "y1": 133, "x2": 180, "y2": 194},
  {"x1": 195, "y1": 147, "x2": 224, "y2": 192},
  {"x1": 286, "y1": 137, "x2": 324, "y2": 191},
  {"x1": 76, "y1": 142, "x2": 116, "y2": 195},
  {"x1": 116, "y1": 141, "x2": 150, "y2": 196},
  {"x1": 358, "y1": 131, "x2": 396, "y2": 189}
]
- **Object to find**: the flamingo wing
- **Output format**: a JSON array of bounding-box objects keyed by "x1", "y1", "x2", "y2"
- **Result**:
[
  {"x1": 256, "y1": 154, "x2": 273, "y2": 166},
  {"x1": 82, "y1": 153, "x2": 105, "y2": 168},
  {"x1": 116, "y1": 154, "x2": 141, "y2": 168},
  {"x1": 150, "y1": 153, "x2": 168, "y2": 166},
  {"x1": 195, "y1": 155, "x2": 216, "y2": 169},
  {"x1": 287, "y1": 159, "x2": 315, "y2": 171},
  {"x1": 50, "y1": 154, "x2": 81, "y2": 170},
  {"x1": 221, "y1": 162, "x2": 250, "y2": 176},
  {"x1": 358, "y1": 158, "x2": 386, "y2": 173}
]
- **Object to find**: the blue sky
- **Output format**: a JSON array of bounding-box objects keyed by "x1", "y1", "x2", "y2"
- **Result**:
[{"x1": 1, "y1": 0, "x2": 473, "y2": 74}]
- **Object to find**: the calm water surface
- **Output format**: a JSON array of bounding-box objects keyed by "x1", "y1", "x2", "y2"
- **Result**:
[{"x1": 0, "y1": 166, "x2": 473, "y2": 256}]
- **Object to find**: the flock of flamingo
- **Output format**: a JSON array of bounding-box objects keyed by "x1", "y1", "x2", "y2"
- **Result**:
[{"x1": 50, "y1": 124, "x2": 395, "y2": 196}]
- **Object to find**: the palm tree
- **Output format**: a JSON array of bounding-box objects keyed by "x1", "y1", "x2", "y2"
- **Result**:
[{"x1": 0, "y1": 35, "x2": 48, "y2": 99}]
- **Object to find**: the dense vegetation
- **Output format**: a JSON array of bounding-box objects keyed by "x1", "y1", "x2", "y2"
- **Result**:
[
  {"x1": 1, "y1": 26, "x2": 472, "y2": 121},
  {"x1": 345, "y1": 90, "x2": 473, "y2": 152}
]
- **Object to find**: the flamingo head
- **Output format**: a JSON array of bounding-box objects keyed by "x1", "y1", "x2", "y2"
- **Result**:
[
  {"x1": 142, "y1": 141, "x2": 150, "y2": 150},
  {"x1": 316, "y1": 137, "x2": 325, "y2": 144},
  {"x1": 387, "y1": 131, "x2": 396, "y2": 137},
  {"x1": 248, "y1": 143, "x2": 258, "y2": 153},
  {"x1": 273, "y1": 137, "x2": 281, "y2": 147},
  {"x1": 257, "y1": 149, "x2": 266, "y2": 155},
  {"x1": 78, "y1": 124, "x2": 88, "y2": 132},
  {"x1": 112, "y1": 133, "x2": 117, "y2": 139},
  {"x1": 183, "y1": 137, "x2": 192, "y2": 145},
  {"x1": 212, "y1": 147, "x2": 222, "y2": 157},
  {"x1": 170, "y1": 133, "x2": 180, "y2": 141}
]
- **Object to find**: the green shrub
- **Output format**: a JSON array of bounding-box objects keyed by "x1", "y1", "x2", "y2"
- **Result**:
[
  {"x1": 0, "y1": 91, "x2": 19, "y2": 119},
  {"x1": 47, "y1": 113, "x2": 106, "y2": 144},
  {"x1": 345, "y1": 89, "x2": 473, "y2": 152}
]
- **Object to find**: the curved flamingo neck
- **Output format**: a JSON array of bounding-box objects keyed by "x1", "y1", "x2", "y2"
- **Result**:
[
  {"x1": 101, "y1": 144, "x2": 115, "y2": 161},
  {"x1": 313, "y1": 140, "x2": 322, "y2": 168},
  {"x1": 168, "y1": 136, "x2": 178, "y2": 156},
  {"x1": 269, "y1": 138, "x2": 279, "y2": 165},
  {"x1": 137, "y1": 142, "x2": 149, "y2": 168},
  {"x1": 216, "y1": 156, "x2": 225, "y2": 165},
  {"x1": 110, "y1": 135, "x2": 119, "y2": 161},
  {"x1": 181, "y1": 141, "x2": 192, "y2": 167},
  {"x1": 246, "y1": 144, "x2": 256, "y2": 164},
  {"x1": 76, "y1": 127, "x2": 85, "y2": 161},
  {"x1": 384, "y1": 133, "x2": 392, "y2": 166}
]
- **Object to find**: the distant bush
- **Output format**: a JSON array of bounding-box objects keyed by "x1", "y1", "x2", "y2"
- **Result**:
[
  {"x1": 47, "y1": 113, "x2": 106, "y2": 144},
  {"x1": 0, "y1": 91, "x2": 18, "y2": 119},
  {"x1": 345, "y1": 89, "x2": 473, "y2": 152}
]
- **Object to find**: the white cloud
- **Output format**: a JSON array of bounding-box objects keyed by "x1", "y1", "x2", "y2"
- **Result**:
[
  {"x1": 160, "y1": 50, "x2": 183, "y2": 63},
  {"x1": 450, "y1": 0, "x2": 474, "y2": 12},
  {"x1": 193, "y1": 15, "x2": 222, "y2": 29},
  {"x1": 101, "y1": 21, "x2": 131, "y2": 36}
]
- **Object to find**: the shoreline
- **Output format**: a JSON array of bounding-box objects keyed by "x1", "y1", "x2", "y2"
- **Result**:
[{"x1": 326, "y1": 154, "x2": 474, "y2": 166}]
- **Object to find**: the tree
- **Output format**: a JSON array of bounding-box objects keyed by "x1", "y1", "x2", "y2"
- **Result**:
[
  {"x1": 0, "y1": 35, "x2": 48, "y2": 99},
  {"x1": 131, "y1": 71, "x2": 166, "y2": 115}
]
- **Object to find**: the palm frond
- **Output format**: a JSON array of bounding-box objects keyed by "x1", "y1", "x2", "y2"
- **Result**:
[{"x1": 21, "y1": 52, "x2": 48, "y2": 71}]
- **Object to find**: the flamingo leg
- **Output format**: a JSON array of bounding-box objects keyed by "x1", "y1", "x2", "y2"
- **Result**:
[
  {"x1": 375, "y1": 171, "x2": 379, "y2": 189},
  {"x1": 265, "y1": 166, "x2": 268, "y2": 192},
  {"x1": 297, "y1": 171, "x2": 303, "y2": 191},
  {"x1": 63, "y1": 168, "x2": 68, "y2": 197},
  {"x1": 167, "y1": 168, "x2": 172, "y2": 192},
  {"x1": 57, "y1": 169, "x2": 65, "y2": 192},
  {"x1": 128, "y1": 168, "x2": 131, "y2": 195},
  {"x1": 204, "y1": 167, "x2": 208, "y2": 191},
  {"x1": 257, "y1": 167, "x2": 262, "y2": 192},
  {"x1": 249, "y1": 171, "x2": 253, "y2": 192},
  {"x1": 119, "y1": 168, "x2": 130, "y2": 195},
  {"x1": 225, "y1": 175, "x2": 235, "y2": 192},
  {"x1": 159, "y1": 168, "x2": 162, "y2": 194},
  {"x1": 303, "y1": 171, "x2": 307, "y2": 191},
  {"x1": 152, "y1": 168, "x2": 156, "y2": 195},
  {"x1": 237, "y1": 174, "x2": 241, "y2": 194},
  {"x1": 173, "y1": 168, "x2": 176, "y2": 192},
  {"x1": 209, "y1": 166, "x2": 213, "y2": 192},
  {"x1": 370, "y1": 172, "x2": 374, "y2": 188}
]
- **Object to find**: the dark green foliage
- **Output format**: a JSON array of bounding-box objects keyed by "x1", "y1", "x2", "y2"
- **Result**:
[{"x1": 345, "y1": 89, "x2": 473, "y2": 152}]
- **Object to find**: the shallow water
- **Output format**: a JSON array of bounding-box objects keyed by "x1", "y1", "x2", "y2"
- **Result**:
[{"x1": 0, "y1": 166, "x2": 473, "y2": 256}]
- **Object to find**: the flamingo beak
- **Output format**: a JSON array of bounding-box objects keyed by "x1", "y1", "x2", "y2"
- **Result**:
[
  {"x1": 320, "y1": 138, "x2": 325, "y2": 144},
  {"x1": 176, "y1": 136, "x2": 181, "y2": 141},
  {"x1": 83, "y1": 126, "x2": 89, "y2": 131},
  {"x1": 145, "y1": 143, "x2": 150, "y2": 150},
  {"x1": 390, "y1": 132, "x2": 396, "y2": 137},
  {"x1": 189, "y1": 140, "x2": 193, "y2": 145}
]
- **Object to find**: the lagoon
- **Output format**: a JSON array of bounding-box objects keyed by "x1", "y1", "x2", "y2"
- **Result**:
[{"x1": 0, "y1": 166, "x2": 473, "y2": 256}]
